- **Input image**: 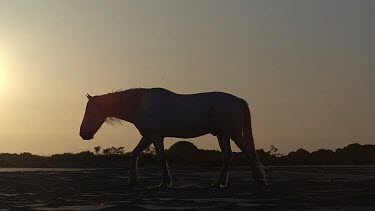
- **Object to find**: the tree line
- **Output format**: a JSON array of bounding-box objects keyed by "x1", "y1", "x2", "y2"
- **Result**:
[{"x1": 0, "y1": 142, "x2": 373, "y2": 168}]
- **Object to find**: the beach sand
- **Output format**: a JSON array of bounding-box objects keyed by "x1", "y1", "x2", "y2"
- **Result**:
[{"x1": 0, "y1": 165, "x2": 374, "y2": 210}]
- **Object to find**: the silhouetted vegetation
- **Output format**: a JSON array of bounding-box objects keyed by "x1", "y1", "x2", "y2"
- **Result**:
[
  {"x1": 0, "y1": 142, "x2": 374, "y2": 168},
  {"x1": 166, "y1": 142, "x2": 375, "y2": 166}
]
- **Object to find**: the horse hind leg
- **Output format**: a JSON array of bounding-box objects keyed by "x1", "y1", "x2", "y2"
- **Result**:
[
  {"x1": 212, "y1": 134, "x2": 232, "y2": 188},
  {"x1": 231, "y1": 133, "x2": 267, "y2": 186}
]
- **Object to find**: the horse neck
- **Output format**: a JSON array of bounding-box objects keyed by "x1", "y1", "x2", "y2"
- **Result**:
[{"x1": 104, "y1": 91, "x2": 141, "y2": 123}]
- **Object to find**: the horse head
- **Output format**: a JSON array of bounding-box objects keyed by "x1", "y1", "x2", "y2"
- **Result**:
[{"x1": 79, "y1": 94, "x2": 107, "y2": 140}]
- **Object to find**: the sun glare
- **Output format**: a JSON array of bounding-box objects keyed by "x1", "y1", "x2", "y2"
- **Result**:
[{"x1": 0, "y1": 59, "x2": 7, "y2": 92}]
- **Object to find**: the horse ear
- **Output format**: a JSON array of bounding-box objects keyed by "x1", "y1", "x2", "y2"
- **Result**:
[{"x1": 86, "y1": 93, "x2": 92, "y2": 100}]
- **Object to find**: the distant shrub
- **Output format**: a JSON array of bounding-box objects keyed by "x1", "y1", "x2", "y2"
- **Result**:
[{"x1": 0, "y1": 142, "x2": 374, "y2": 167}]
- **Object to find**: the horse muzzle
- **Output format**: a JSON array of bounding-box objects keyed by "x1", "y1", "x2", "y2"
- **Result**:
[{"x1": 79, "y1": 131, "x2": 94, "y2": 140}]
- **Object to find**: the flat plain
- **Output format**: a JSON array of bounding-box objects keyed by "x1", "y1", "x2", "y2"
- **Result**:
[{"x1": 0, "y1": 165, "x2": 374, "y2": 210}]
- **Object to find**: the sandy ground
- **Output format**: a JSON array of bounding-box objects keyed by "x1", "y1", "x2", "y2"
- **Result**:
[{"x1": 0, "y1": 165, "x2": 374, "y2": 210}]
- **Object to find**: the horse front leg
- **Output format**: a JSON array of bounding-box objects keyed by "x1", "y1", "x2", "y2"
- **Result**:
[
  {"x1": 128, "y1": 137, "x2": 151, "y2": 187},
  {"x1": 212, "y1": 135, "x2": 232, "y2": 187},
  {"x1": 152, "y1": 137, "x2": 172, "y2": 188}
]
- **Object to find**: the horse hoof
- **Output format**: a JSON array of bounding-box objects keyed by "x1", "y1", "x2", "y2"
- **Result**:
[
  {"x1": 158, "y1": 181, "x2": 172, "y2": 188},
  {"x1": 257, "y1": 180, "x2": 268, "y2": 188},
  {"x1": 211, "y1": 182, "x2": 227, "y2": 188},
  {"x1": 158, "y1": 183, "x2": 171, "y2": 189}
]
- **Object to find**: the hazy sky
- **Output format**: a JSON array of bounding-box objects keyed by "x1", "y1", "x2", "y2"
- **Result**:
[{"x1": 0, "y1": 0, "x2": 374, "y2": 155}]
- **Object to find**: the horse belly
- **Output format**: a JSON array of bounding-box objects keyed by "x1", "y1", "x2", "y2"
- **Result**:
[
  {"x1": 138, "y1": 105, "x2": 212, "y2": 138},
  {"x1": 160, "y1": 110, "x2": 212, "y2": 138},
  {"x1": 164, "y1": 122, "x2": 211, "y2": 138}
]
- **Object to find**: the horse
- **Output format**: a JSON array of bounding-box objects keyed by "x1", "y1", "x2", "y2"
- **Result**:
[{"x1": 79, "y1": 88, "x2": 266, "y2": 188}]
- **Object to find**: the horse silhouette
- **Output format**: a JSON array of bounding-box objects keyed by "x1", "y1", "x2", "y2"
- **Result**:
[{"x1": 80, "y1": 88, "x2": 266, "y2": 188}]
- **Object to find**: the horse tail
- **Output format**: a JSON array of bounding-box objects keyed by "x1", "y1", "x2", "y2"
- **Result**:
[
  {"x1": 242, "y1": 100, "x2": 254, "y2": 142},
  {"x1": 242, "y1": 100, "x2": 266, "y2": 183}
]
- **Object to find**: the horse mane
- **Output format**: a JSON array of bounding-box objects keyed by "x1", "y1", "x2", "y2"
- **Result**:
[
  {"x1": 107, "y1": 88, "x2": 144, "y2": 95},
  {"x1": 103, "y1": 88, "x2": 145, "y2": 126},
  {"x1": 105, "y1": 116, "x2": 122, "y2": 126}
]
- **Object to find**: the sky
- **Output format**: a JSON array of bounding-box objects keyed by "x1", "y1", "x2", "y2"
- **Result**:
[{"x1": 0, "y1": 0, "x2": 374, "y2": 155}]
